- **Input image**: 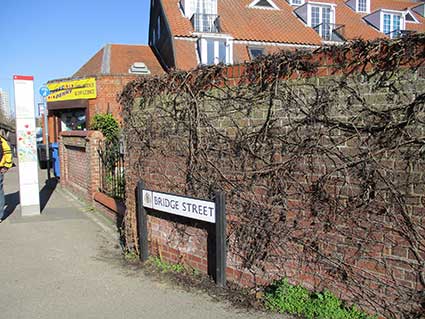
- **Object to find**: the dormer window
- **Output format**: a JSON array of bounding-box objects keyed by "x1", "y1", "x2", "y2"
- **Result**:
[
  {"x1": 346, "y1": 0, "x2": 370, "y2": 13},
  {"x1": 382, "y1": 12, "x2": 403, "y2": 38},
  {"x1": 294, "y1": 2, "x2": 343, "y2": 41},
  {"x1": 248, "y1": 0, "x2": 279, "y2": 10},
  {"x1": 364, "y1": 9, "x2": 406, "y2": 39},
  {"x1": 180, "y1": 0, "x2": 218, "y2": 19},
  {"x1": 358, "y1": 0, "x2": 367, "y2": 12},
  {"x1": 289, "y1": 0, "x2": 304, "y2": 6}
]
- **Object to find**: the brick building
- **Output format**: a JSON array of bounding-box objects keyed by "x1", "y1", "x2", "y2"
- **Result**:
[
  {"x1": 149, "y1": 0, "x2": 425, "y2": 70},
  {"x1": 45, "y1": 44, "x2": 164, "y2": 143}
]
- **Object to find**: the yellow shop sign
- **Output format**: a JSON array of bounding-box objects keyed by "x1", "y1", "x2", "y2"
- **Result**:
[{"x1": 47, "y1": 77, "x2": 96, "y2": 102}]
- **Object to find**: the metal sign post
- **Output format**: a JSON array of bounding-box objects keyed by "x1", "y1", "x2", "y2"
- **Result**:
[{"x1": 39, "y1": 86, "x2": 50, "y2": 179}]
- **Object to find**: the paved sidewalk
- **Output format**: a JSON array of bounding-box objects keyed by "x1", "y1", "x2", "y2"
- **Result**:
[{"x1": 0, "y1": 166, "x2": 280, "y2": 319}]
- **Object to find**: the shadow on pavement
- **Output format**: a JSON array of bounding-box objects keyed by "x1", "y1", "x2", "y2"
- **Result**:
[
  {"x1": 40, "y1": 178, "x2": 58, "y2": 212},
  {"x1": 4, "y1": 191, "x2": 20, "y2": 219}
]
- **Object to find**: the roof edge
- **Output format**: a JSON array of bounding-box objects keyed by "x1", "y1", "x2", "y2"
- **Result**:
[{"x1": 101, "y1": 44, "x2": 111, "y2": 75}]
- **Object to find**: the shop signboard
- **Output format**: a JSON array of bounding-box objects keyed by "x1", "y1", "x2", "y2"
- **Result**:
[{"x1": 46, "y1": 77, "x2": 96, "y2": 102}]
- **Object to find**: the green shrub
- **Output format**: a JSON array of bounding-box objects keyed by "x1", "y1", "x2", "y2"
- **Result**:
[
  {"x1": 90, "y1": 113, "x2": 120, "y2": 142},
  {"x1": 264, "y1": 279, "x2": 376, "y2": 319}
]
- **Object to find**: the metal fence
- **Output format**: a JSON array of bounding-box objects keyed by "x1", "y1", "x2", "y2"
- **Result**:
[{"x1": 98, "y1": 139, "x2": 125, "y2": 200}]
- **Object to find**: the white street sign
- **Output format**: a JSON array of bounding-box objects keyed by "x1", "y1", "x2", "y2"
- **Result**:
[{"x1": 142, "y1": 190, "x2": 216, "y2": 223}]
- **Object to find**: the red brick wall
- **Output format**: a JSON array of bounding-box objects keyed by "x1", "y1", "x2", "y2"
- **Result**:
[
  {"x1": 122, "y1": 39, "x2": 425, "y2": 317},
  {"x1": 88, "y1": 75, "x2": 138, "y2": 124},
  {"x1": 59, "y1": 131, "x2": 103, "y2": 201}
]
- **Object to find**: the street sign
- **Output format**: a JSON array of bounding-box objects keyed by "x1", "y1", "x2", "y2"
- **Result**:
[
  {"x1": 39, "y1": 86, "x2": 50, "y2": 97},
  {"x1": 142, "y1": 189, "x2": 216, "y2": 223}
]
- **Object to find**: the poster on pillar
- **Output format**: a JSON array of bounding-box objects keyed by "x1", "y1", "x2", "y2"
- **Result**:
[{"x1": 13, "y1": 75, "x2": 40, "y2": 216}]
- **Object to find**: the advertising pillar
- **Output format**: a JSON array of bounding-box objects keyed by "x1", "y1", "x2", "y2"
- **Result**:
[{"x1": 13, "y1": 75, "x2": 40, "y2": 216}]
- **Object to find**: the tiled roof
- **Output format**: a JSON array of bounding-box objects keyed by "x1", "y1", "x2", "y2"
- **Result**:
[
  {"x1": 233, "y1": 44, "x2": 298, "y2": 64},
  {"x1": 73, "y1": 48, "x2": 105, "y2": 78},
  {"x1": 371, "y1": 0, "x2": 417, "y2": 12},
  {"x1": 219, "y1": 0, "x2": 322, "y2": 45},
  {"x1": 333, "y1": 0, "x2": 384, "y2": 40},
  {"x1": 161, "y1": 0, "x2": 424, "y2": 45},
  {"x1": 73, "y1": 44, "x2": 165, "y2": 77},
  {"x1": 369, "y1": 0, "x2": 425, "y2": 32},
  {"x1": 174, "y1": 39, "x2": 199, "y2": 70},
  {"x1": 161, "y1": 0, "x2": 194, "y2": 36},
  {"x1": 109, "y1": 45, "x2": 165, "y2": 75},
  {"x1": 160, "y1": 0, "x2": 424, "y2": 71},
  {"x1": 161, "y1": 0, "x2": 322, "y2": 44}
]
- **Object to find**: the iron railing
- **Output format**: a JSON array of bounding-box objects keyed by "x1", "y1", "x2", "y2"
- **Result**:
[
  {"x1": 385, "y1": 29, "x2": 414, "y2": 39},
  {"x1": 191, "y1": 13, "x2": 221, "y2": 33},
  {"x1": 98, "y1": 139, "x2": 125, "y2": 200},
  {"x1": 313, "y1": 23, "x2": 345, "y2": 42}
]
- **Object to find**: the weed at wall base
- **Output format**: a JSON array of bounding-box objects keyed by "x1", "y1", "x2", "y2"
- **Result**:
[{"x1": 264, "y1": 279, "x2": 377, "y2": 319}]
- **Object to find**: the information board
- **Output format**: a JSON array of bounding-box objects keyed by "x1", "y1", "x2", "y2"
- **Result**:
[{"x1": 13, "y1": 75, "x2": 40, "y2": 216}]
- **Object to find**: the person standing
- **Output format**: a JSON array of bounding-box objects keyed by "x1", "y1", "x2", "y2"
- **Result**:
[{"x1": 0, "y1": 135, "x2": 13, "y2": 222}]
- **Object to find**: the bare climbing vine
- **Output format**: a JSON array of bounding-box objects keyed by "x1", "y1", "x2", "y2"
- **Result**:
[{"x1": 120, "y1": 34, "x2": 425, "y2": 319}]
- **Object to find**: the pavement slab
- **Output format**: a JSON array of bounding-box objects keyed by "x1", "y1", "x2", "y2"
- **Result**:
[{"x1": 0, "y1": 165, "x2": 283, "y2": 319}]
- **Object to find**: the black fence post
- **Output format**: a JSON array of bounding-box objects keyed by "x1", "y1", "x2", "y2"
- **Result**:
[
  {"x1": 214, "y1": 191, "x2": 226, "y2": 287},
  {"x1": 137, "y1": 181, "x2": 149, "y2": 262}
]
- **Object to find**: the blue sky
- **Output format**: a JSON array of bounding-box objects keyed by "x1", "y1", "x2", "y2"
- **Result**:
[{"x1": 0, "y1": 0, "x2": 150, "y2": 113}]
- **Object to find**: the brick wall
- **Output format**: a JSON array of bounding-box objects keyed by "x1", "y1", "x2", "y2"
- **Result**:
[
  {"x1": 88, "y1": 75, "x2": 137, "y2": 124},
  {"x1": 59, "y1": 130, "x2": 125, "y2": 222},
  {"x1": 59, "y1": 131, "x2": 103, "y2": 201},
  {"x1": 122, "y1": 36, "x2": 425, "y2": 318}
]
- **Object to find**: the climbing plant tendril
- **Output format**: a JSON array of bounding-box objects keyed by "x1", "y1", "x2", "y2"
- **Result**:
[{"x1": 120, "y1": 34, "x2": 425, "y2": 319}]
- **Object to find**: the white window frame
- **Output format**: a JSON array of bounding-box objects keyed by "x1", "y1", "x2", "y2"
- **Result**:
[
  {"x1": 198, "y1": 36, "x2": 233, "y2": 65},
  {"x1": 306, "y1": 2, "x2": 335, "y2": 40},
  {"x1": 288, "y1": 0, "x2": 305, "y2": 6},
  {"x1": 356, "y1": 0, "x2": 370, "y2": 13},
  {"x1": 404, "y1": 10, "x2": 419, "y2": 23},
  {"x1": 379, "y1": 10, "x2": 405, "y2": 38},
  {"x1": 306, "y1": 2, "x2": 336, "y2": 27}
]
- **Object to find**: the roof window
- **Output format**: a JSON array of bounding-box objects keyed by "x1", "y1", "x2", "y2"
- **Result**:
[
  {"x1": 248, "y1": 47, "x2": 265, "y2": 59},
  {"x1": 129, "y1": 62, "x2": 151, "y2": 75}
]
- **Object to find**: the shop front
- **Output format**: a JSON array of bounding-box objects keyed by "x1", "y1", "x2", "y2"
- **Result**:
[{"x1": 45, "y1": 77, "x2": 96, "y2": 143}]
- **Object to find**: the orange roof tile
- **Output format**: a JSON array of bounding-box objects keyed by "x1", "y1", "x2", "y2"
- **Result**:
[
  {"x1": 332, "y1": 0, "x2": 385, "y2": 40},
  {"x1": 110, "y1": 45, "x2": 165, "y2": 75},
  {"x1": 73, "y1": 47, "x2": 104, "y2": 78},
  {"x1": 73, "y1": 44, "x2": 165, "y2": 77},
  {"x1": 219, "y1": 0, "x2": 322, "y2": 45},
  {"x1": 233, "y1": 43, "x2": 250, "y2": 64},
  {"x1": 161, "y1": 0, "x2": 424, "y2": 70},
  {"x1": 161, "y1": 0, "x2": 194, "y2": 36},
  {"x1": 371, "y1": 0, "x2": 416, "y2": 12},
  {"x1": 161, "y1": 0, "x2": 322, "y2": 45},
  {"x1": 174, "y1": 39, "x2": 199, "y2": 70}
]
